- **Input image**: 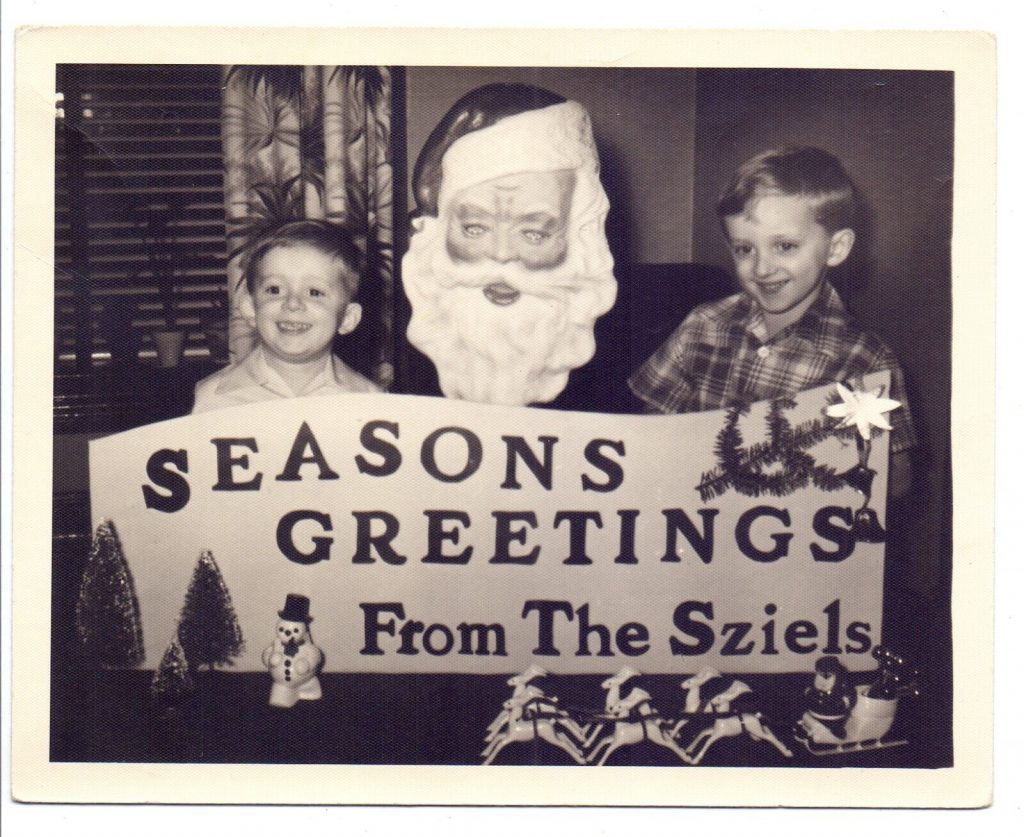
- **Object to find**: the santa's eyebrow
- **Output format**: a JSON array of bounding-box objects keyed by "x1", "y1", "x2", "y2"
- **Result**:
[
  {"x1": 453, "y1": 203, "x2": 494, "y2": 219},
  {"x1": 514, "y1": 211, "x2": 561, "y2": 228}
]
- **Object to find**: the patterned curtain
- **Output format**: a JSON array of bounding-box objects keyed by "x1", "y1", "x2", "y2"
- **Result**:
[{"x1": 221, "y1": 65, "x2": 394, "y2": 388}]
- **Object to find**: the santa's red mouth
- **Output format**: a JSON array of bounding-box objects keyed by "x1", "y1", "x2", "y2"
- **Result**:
[{"x1": 483, "y1": 282, "x2": 521, "y2": 306}]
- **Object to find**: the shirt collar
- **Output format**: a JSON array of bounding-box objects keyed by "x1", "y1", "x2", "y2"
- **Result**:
[
  {"x1": 230, "y1": 345, "x2": 339, "y2": 397},
  {"x1": 740, "y1": 281, "x2": 850, "y2": 347}
]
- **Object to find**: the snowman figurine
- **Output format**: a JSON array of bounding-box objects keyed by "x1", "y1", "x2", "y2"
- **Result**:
[{"x1": 262, "y1": 594, "x2": 323, "y2": 708}]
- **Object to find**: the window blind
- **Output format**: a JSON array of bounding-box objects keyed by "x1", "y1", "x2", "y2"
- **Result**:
[{"x1": 55, "y1": 64, "x2": 227, "y2": 368}]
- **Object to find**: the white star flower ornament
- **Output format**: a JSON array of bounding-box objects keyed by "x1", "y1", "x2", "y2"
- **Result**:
[{"x1": 826, "y1": 383, "x2": 902, "y2": 440}]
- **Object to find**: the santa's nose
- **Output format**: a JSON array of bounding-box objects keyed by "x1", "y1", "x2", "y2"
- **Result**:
[{"x1": 491, "y1": 228, "x2": 516, "y2": 263}]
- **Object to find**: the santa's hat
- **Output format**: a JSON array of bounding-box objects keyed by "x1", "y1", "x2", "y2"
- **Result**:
[{"x1": 412, "y1": 83, "x2": 598, "y2": 217}]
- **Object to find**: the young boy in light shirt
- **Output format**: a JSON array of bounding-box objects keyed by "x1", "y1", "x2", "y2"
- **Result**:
[{"x1": 193, "y1": 220, "x2": 381, "y2": 413}]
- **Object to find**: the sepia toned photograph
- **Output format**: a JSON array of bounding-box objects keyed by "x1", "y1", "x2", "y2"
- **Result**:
[{"x1": 11, "y1": 28, "x2": 994, "y2": 807}]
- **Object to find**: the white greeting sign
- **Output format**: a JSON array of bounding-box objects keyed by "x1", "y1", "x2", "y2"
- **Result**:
[{"x1": 89, "y1": 374, "x2": 890, "y2": 674}]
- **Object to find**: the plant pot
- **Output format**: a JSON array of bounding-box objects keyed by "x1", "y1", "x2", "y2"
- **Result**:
[{"x1": 152, "y1": 330, "x2": 186, "y2": 368}]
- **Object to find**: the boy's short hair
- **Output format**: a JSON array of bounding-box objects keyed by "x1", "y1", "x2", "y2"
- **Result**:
[
  {"x1": 717, "y1": 146, "x2": 857, "y2": 233},
  {"x1": 243, "y1": 219, "x2": 365, "y2": 296}
]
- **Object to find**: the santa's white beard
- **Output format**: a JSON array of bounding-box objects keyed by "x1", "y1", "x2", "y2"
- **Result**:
[{"x1": 403, "y1": 224, "x2": 614, "y2": 406}]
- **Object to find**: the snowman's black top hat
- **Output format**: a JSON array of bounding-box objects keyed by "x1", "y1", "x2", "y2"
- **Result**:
[{"x1": 279, "y1": 593, "x2": 313, "y2": 623}]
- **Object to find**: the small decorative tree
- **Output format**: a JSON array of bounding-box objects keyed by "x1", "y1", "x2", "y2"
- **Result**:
[
  {"x1": 151, "y1": 638, "x2": 195, "y2": 707},
  {"x1": 75, "y1": 519, "x2": 145, "y2": 668},
  {"x1": 176, "y1": 550, "x2": 244, "y2": 671}
]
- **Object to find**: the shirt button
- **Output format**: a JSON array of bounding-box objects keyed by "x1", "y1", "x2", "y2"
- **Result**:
[{"x1": 757, "y1": 346, "x2": 771, "y2": 359}]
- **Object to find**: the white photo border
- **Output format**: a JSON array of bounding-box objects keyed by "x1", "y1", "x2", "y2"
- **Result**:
[{"x1": 11, "y1": 26, "x2": 995, "y2": 807}]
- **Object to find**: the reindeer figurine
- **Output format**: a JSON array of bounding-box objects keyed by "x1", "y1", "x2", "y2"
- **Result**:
[
  {"x1": 664, "y1": 667, "x2": 725, "y2": 739},
  {"x1": 483, "y1": 664, "x2": 548, "y2": 743},
  {"x1": 572, "y1": 666, "x2": 643, "y2": 751},
  {"x1": 585, "y1": 667, "x2": 647, "y2": 737},
  {"x1": 481, "y1": 668, "x2": 591, "y2": 765},
  {"x1": 481, "y1": 680, "x2": 593, "y2": 762},
  {"x1": 684, "y1": 679, "x2": 793, "y2": 765},
  {"x1": 587, "y1": 671, "x2": 694, "y2": 766},
  {"x1": 601, "y1": 666, "x2": 642, "y2": 714}
]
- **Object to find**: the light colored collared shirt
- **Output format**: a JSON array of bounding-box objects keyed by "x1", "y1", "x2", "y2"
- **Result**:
[{"x1": 192, "y1": 345, "x2": 382, "y2": 413}]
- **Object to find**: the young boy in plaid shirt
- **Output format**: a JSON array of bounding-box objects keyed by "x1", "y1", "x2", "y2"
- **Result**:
[{"x1": 628, "y1": 147, "x2": 915, "y2": 494}]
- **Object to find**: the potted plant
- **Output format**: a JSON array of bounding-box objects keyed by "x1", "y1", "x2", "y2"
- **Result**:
[{"x1": 136, "y1": 201, "x2": 187, "y2": 367}]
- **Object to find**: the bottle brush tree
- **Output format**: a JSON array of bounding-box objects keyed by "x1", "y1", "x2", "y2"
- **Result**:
[
  {"x1": 75, "y1": 519, "x2": 145, "y2": 668},
  {"x1": 151, "y1": 638, "x2": 195, "y2": 705},
  {"x1": 176, "y1": 550, "x2": 244, "y2": 671}
]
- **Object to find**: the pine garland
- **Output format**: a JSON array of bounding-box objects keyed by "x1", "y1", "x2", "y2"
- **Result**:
[{"x1": 696, "y1": 399, "x2": 849, "y2": 502}]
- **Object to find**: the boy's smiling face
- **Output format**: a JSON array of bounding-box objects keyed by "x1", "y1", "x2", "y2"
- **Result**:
[
  {"x1": 724, "y1": 193, "x2": 854, "y2": 334},
  {"x1": 243, "y1": 243, "x2": 361, "y2": 368}
]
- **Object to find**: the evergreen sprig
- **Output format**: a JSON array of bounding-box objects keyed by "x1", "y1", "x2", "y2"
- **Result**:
[{"x1": 697, "y1": 401, "x2": 846, "y2": 502}]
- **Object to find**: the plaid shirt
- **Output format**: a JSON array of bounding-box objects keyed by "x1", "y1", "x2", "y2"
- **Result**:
[{"x1": 628, "y1": 282, "x2": 916, "y2": 454}]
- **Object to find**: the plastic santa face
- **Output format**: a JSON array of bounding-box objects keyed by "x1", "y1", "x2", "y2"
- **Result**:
[{"x1": 403, "y1": 101, "x2": 616, "y2": 406}]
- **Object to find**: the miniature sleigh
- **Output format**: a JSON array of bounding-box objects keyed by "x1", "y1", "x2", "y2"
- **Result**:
[{"x1": 794, "y1": 684, "x2": 907, "y2": 755}]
